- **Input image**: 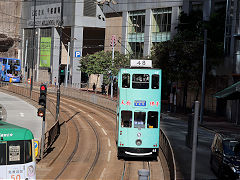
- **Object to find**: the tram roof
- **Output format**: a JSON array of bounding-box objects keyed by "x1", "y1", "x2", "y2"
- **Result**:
[{"x1": 0, "y1": 121, "x2": 34, "y2": 141}]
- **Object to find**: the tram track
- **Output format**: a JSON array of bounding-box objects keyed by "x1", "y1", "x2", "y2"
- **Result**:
[{"x1": 47, "y1": 95, "x2": 101, "y2": 179}]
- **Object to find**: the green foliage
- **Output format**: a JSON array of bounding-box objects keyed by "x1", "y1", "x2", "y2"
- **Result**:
[{"x1": 79, "y1": 50, "x2": 130, "y2": 84}]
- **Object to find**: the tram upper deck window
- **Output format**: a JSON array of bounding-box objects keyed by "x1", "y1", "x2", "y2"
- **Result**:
[
  {"x1": 134, "y1": 112, "x2": 146, "y2": 128},
  {"x1": 25, "y1": 140, "x2": 32, "y2": 163},
  {"x1": 152, "y1": 75, "x2": 159, "y2": 89},
  {"x1": 132, "y1": 74, "x2": 149, "y2": 89},
  {"x1": 121, "y1": 110, "x2": 132, "y2": 127},
  {"x1": 7, "y1": 140, "x2": 24, "y2": 165},
  {"x1": 122, "y1": 74, "x2": 130, "y2": 88},
  {"x1": 0, "y1": 143, "x2": 6, "y2": 165},
  {"x1": 147, "y1": 111, "x2": 158, "y2": 128}
]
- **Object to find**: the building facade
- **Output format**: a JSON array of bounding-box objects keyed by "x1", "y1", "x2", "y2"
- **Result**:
[
  {"x1": 102, "y1": 0, "x2": 182, "y2": 58},
  {"x1": 21, "y1": 0, "x2": 106, "y2": 87}
]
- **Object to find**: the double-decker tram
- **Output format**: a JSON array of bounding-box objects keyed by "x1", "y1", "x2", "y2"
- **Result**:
[
  {"x1": 0, "y1": 121, "x2": 36, "y2": 179},
  {"x1": 116, "y1": 59, "x2": 162, "y2": 159},
  {"x1": 0, "y1": 57, "x2": 21, "y2": 83}
]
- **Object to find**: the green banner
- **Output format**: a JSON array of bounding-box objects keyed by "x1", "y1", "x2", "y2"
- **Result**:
[{"x1": 40, "y1": 37, "x2": 51, "y2": 68}]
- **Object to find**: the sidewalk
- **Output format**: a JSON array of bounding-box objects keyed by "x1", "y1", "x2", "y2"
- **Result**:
[{"x1": 161, "y1": 111, "x2": 240, "y2": 180}]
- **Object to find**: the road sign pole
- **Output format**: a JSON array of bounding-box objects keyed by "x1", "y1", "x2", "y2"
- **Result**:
[
  {"x1": 111, "y1": 35, "x2": 115, "y2": 99},
  {"x1": 191, "y1": 101, "x2": 200, "y2": 180}
]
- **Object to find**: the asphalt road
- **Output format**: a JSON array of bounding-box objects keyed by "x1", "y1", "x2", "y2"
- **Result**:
[
  {"x1": 0, "y1": 91, "x2": 42, "y2": 141},
  {"x1": 161, "y1": 113, "x2": 217, "y2": 180}
]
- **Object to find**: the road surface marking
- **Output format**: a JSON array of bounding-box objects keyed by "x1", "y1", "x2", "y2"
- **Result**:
[
  {"x1": 88, "y1": 114, "x2": 93, "y2": 119},
  {"x1": 107, "y1": 151, "x2": 111, "y2": 162},
  {"x1": 68, "y1": 104, "x2": 86, "y2": 113},
  {"x1": 100, "y1": 168, "x2": 106, "y2": 180},
  {"x1": 102, "y1": 128, "x2": 107, "y2": 136},
  {"x1": 20, "y1": 113, "x2": 24, "y2": 117},
  {"x1": 108, "y1": 138, "x2": 111, "y2": 147},
  {"x1": 95, "y1": 121, "x2": 101, "y2": 127}
]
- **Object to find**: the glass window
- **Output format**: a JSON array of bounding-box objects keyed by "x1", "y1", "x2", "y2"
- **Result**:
[
  {"x1": 134, "y1": 112, "x2": 146, "y2": 128},
  {"x1": 121, "y1": 111, "x2": 132, "y2": 128},
  {"x1": 58, "y1": 7, "x2": 61, "y2": 14},
  {"x1": 25, "y1": 140, "x2": 32, "y2": 163},
  {"x1": 122, "y1": 74, "x2": 130, "y2": 88},
  {"x1": 3, "y1": 59, "x2": 7, "y2": 64},
  {"x1": 223, "y1": 140, "x2": 240, "y2": 156},
  {"x1": 7, "y1": 141, "x2": 24, "y2": 165},
  {"x1": 147, "y1": 111, "x2": 158, "y2": 128},
  {"x1": 152, "y1": 74, "x2": 159, "y2": 89},
  {"x1": 54, "y1": 7, "x2": 57, "y2": 14},
  {"x1": 51, "y1": 8, "x2": 53, "y2": 14},
  {"x1": 0, "y1": 143, "x2": 6, "y2": 165},
  {"x1": 132, "y1": 74, "x2": 149, "y2": 89}
]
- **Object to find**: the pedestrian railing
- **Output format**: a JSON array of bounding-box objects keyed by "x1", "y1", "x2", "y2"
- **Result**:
[{"x1": 0, "y1": 82, "x2": 176, "y2": 179}]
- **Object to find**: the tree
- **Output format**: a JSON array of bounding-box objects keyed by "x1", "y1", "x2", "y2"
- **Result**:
[
  {"x1": 79, "y1": 50, "x2": 130, "y2": 89},
  {"x1": 151, "y1": 8, "x2": 225, "y2": 111}
]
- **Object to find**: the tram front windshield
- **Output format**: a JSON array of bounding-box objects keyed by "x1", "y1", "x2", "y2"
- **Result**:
[{"x1": 0, "y1": 140, "x2": 32, "y2": 165}]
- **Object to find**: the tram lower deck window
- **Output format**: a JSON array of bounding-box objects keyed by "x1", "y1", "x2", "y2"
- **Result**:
[
  {"x1": 121, "y1": 111, "x2": 132, "y2": 127},
  {"x1": 134, "y1": 112, "x2": 146, "y2": 128},
  {"x1": 132, "y1": 74, "x2": 149, "y2": 89},
  {"x1": 147, "y1": 111, "x2": 158, "y2": 128}
]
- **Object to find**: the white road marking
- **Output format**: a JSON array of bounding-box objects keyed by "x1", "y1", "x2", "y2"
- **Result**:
[
  {"x1": 88, "y1": 114, "x2": 93, "y2": 119},
  {"x1": 68, "y1": 104, "x2": 86, "y2": 113},
  {"x1": 108, "y1": 138, "x2": 111, "y2": 147},
  {"x1": 19, "y1": 113, "x2": 24, "y2": 117},
  {"x1": 101, "y1": 128, "x2": 107, "y2": 136},
  {"x1": 100, "y1": 168, "x2": 106, "y2": 180},
  {"x1": 95, "y1": 121, "x2": 101, "y2": 127},
  {"x1": 107, "y1": 151, "x2": 111, "y2": 162}
]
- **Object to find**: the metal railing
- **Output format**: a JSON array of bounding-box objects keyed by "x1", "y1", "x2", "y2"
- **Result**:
[{"x1": 0, "y1": 82, "x2": 176, "y2": 179}]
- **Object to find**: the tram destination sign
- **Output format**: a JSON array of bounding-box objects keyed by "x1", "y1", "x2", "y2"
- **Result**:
[
  {"x1": 134, "y1": 100, "x2": 146, "y2": 107},
  {"x1": 130, "y1": 59, "x2": 152, "y2": 68}
]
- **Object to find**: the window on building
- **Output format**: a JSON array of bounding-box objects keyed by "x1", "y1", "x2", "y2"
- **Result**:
[
  {"x1": 152, "y1": 74, "x2": 159, "y2": 89},
  {"x1": 121, "y1": 111, "x2": 132, "y2": 128},
  {"x1": 122, "y1": 74, "x2": 130, "y2": 88},
  {"x1": 128, "y1": 11, "x2": 145, "y2": 58},
  {"x1": 147, "y1": 111, "x2": 158, "y2": 128},
  {"x1": 152, "y1": 8, "x2": 172, "y2": 43},
  {"x1": 134, "y1": 112, "x2": 146, "y2": 128},
  {"x1": 58, "y1": 7, "x2": 61, "y2": 14},
  {"x1": 54, "y1": 7, "x2": 57, "y2": 14},
  {"x1": 51, "y1": 8, "x2": 53, "y2": 14},
  {"x1": 129, "y1": 42, "x2": 144, "y2": 58},
  {"x1": 129, "y1": 11, "x2": 145, "y2": 33},
  {"x1": 132, "y1": 74, "x2": 149, "y2": 89}
]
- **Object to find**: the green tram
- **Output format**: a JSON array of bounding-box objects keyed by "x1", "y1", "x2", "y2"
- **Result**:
[
  {"x1": 116, "y1": 60, "x2": 162, "y2": 159},
  {"x1": 0, "y1": 121, "x2": 36, "y2": 179}
]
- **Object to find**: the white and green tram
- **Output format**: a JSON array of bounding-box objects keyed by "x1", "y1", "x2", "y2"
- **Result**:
[
  {"x1": 0, "y1": 121, "x2": 36, "y2": 179},
  {"x1": 116, "y1": 60, "x2": 162, "y2": 159}
]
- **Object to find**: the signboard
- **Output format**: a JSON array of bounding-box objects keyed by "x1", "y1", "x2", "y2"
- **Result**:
[
  {"x1": 34, "y1": 140, "x2": 39, "y2": 157},
  {"x1": 130, "y1": 59, "x2": 152, "y2": 68},
  {"x1": 40, "y1": 37, "x2": 51, "y2": 68},
  {"x1": 75, "y1": 51, "x2": 81, "y2": 57},
  {"x1": 134, "y1": 100, "x2": 146, "y2": 107}
]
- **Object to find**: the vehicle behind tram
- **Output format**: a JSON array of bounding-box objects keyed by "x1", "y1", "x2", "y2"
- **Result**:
[
  {"x1": 116, "y1": 59, "x2": 162, "y2": 159},
  {"x1": 0, "y1": 121, "x2": 36, "y2": 179}
]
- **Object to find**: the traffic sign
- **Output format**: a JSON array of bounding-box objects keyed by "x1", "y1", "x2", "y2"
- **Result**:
[
  {"x1": 34, "y1": 140, "x2": 39, "y2": 157},
  {"x1": 75, "y1": 51, "x2": 81, "y2": 57}
]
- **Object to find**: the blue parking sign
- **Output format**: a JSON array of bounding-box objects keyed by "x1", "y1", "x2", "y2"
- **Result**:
[{"x1": 75, "y1": 51, "x2": 81, "y2": 57}]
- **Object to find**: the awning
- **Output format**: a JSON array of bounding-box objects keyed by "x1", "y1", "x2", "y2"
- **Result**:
[{"x1": 214, "y1": 81, "x2": 240, "y2": 100}]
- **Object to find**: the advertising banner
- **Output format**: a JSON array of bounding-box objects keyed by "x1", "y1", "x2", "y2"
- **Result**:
[{"x1": 40, "y1": 37, "x2": 51, "y2": 68}]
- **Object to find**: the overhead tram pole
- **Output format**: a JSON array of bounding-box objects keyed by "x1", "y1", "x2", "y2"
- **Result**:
[
  {"x1": 30, "y1": 0, "x2": 36, "y2": 98},
  {"x1": 56, "y1": 0, "x2": 64, "y2": 121}
]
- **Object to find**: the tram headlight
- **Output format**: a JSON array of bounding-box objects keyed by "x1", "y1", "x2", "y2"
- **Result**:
[
  {"x1": 27, "y1": 165, "x2": 35, "y2": 177},
  {"x1": 137, "y1": 133, "x2": 141, "y2": 137},
  {"x1": 136, "y1": 139, "x2": 142, "y2": 146}
]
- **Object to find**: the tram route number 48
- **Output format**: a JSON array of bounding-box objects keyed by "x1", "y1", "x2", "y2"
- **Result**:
[{"x1": 130, "y1": 59, "x2": 152, "y2": 68}]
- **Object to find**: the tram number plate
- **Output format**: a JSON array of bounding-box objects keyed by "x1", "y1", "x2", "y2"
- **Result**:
[{"x1": 134, "y1": 100, "x2": 146, "y2": 106}]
